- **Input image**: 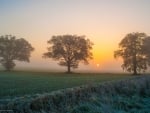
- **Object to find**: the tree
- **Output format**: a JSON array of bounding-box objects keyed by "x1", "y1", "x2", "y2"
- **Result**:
[
  {"x1": 114, "y1": 32, "x2": 150, "y2": 75},
  {"x1": 0, "y1": 35, "x2": 34, "y2": 71},
  {"x1": 142, "y1": 36, "x2": 150, "y2": 66},
  {"x1": 43, "y1": 35, "x2": 93, "y2": 73}
]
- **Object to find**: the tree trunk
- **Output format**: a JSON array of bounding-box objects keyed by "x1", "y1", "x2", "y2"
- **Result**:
[
  {"x1": 133, "y1": 65, "x2": 137, "y2": 75},
  {"x1": 133, "y1": 55, "x2": 137, "y2": 75},
  {"x1": 4, "y1": 60, "x2": 15, "y2": 71},
  {"x1": 67, "y1": 62, "x2": 71, "y2": 73},
  {"x1": 6, "y1": 68, "x2": 11, "y2": 71}
]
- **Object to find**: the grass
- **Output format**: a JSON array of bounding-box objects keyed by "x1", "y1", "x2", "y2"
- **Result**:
[
  {"x1": 70, "y1": 95, "x2": 150, "y2": 113},
  {"x1": 0, "y1": 71, "x2": 132, "y2": 98},
  {"x1": 0, "y1": 74, "x2": 149, "y2": 113},
  {"x1": 70, "y1": 76, "x2": 150, "y2": 113}
]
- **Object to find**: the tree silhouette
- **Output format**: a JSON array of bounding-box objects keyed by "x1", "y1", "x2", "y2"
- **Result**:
[
  {"x1": 114, "y1": 32, "x2": 150, "y2": 75},
  {"x1": 142, "y1": 36, "x2": 150, "y2": 66},
  {"x1": 0, "y1": 35, "x2": 34, "y2": 71},
  {"x1": 43, "y1": 35, "x2": 93, "y2": 73}
]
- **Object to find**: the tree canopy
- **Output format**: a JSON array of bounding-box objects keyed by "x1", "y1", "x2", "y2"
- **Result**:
[
  {"x1": 43, "y1": 35, "x2": 93, "y2": 73},
  {"x1": 114, "y1": 32, "x2": 150, "y2": 75},
  {"x1": 0, "y1": 35, "x2": 34, "y2": 71}
]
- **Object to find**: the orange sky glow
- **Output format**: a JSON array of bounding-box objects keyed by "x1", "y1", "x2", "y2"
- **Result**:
[{"x1": 0, "y1": 0, "x2": 150, "y2": 72}]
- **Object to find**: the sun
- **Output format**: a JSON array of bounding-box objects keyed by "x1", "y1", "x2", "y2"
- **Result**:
[{"x1": 96, "y1": 64, "x2": 100, "y2": 67}]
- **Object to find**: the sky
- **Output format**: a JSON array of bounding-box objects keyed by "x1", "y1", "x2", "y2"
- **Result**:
[{"x1": 0, "y1": 0, "x2": 150, "y2": 72}]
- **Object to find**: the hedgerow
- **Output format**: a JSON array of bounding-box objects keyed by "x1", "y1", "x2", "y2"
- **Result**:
[{"x1": 0, "y1": 75, "x2": 150, "y2": 113}]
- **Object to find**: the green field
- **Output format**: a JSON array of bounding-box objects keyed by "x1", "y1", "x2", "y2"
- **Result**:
[{"x1": 0, "y1": 71, "x2": 132, "y2": 98}]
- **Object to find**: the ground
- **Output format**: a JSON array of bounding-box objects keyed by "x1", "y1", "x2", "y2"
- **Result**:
[{"x1": 0, "y1": 71, "x2": 132, "y2": 99}]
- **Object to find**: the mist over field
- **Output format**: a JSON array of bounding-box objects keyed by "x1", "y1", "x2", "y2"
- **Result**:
[
  {"x1": 11, "y1": 61, "x2": 122, "y2": 73},
  {"x1": 1, "y1": 0, "x2": 150, "y2": 73}
]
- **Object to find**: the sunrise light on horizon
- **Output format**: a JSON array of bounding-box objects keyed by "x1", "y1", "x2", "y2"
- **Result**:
[{"x1": 0, "y1": 0, "x2": 150, "y2": 72}]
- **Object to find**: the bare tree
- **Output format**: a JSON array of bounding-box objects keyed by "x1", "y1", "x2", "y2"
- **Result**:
[
  {"x1": 43, "y1": 35, "x2": 93, "y2": 73},
  {"x1": 0, "y1": 35, "x2": 34, "y2": 71}
]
